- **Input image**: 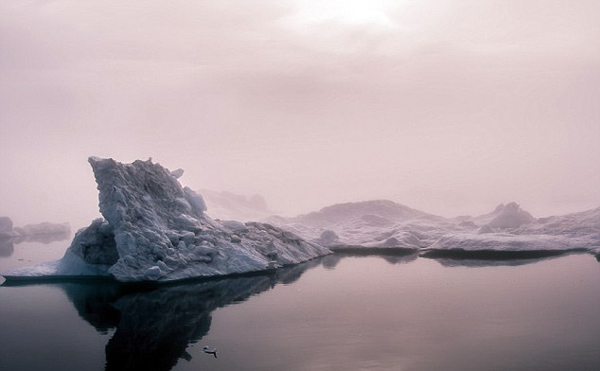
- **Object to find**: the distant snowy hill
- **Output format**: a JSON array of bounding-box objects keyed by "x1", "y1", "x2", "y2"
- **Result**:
[
  {"x1": 468, "y1": 202, "x2": 535, "y2": 229},
  {"x1": 0, "y1": 216, "x2": 71, "y2": 246},
  {"x1": 268, "y1": 200, "x2": 600, "y2": 258},
  {"x1": 266, "y1": 200, "x2": 452, "y2": 250},
  {"x1": 201, "y1": 190, "x2": 273, "y2": 222},
  {"x1": 287, "y1": 200, "x2": 440, "y2": 227}
]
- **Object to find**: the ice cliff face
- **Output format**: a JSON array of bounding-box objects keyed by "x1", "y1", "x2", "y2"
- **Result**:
[{"x1": 7, "y1": 158, "x2": 330, "y2": 282}]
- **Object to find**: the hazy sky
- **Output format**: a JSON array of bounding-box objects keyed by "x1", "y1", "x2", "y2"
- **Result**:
[{"x1": 1, "y1": 0, "x2": 599, "y2": 226}]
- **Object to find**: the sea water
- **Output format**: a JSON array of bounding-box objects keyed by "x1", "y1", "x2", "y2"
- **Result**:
[{"x1": 1, "y1": 243, "x2": 599, "y2": 371}]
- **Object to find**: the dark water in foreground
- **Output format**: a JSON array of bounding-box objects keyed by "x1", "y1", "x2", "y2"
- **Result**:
[{"x1": 1, "y1": 242, "x2": 600, "y2": 371}]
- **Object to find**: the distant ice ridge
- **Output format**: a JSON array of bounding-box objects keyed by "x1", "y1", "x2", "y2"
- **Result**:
[
  {"x1": 5, "y1": 157, "x2": 330, "y2": 282},
  {"x1": 0, "y1": 216, "x2": 70, "y2": 238},
  {"x1": 267, "y1": 201, "x2": 600, "y2": 258},
  {"x1": 201, "y1": 189, "x2": 273, "y2": 222},
  {"x1": 266, "y1": 200, "x2": 446, "y2": 252}
]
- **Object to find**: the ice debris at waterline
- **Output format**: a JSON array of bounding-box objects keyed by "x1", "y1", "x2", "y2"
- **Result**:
[{"x1": 3, "y1": 157, "x2": 331, "y2": 282}]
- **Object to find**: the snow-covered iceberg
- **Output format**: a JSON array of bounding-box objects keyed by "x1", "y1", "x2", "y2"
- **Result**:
[
  {"x1": 268, "y1": 200, "x2": 600, "y2": 261},
  {"x1": 422, "y1": 205, "x2": 600, "y2": 259},
  {"x1": 266, "y1": 200, "x2": 447, "y2": 252},
  {"x1": 421, "y1": 233, "x2": 590, "y2": 258},
  {"x1": 4, "y1": 157, "x2": 330, "y2": 282}
]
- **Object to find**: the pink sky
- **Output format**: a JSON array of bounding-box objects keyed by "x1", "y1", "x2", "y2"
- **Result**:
[{"x1": 1, "y1": 0, "x2": 599, "y2": 225}]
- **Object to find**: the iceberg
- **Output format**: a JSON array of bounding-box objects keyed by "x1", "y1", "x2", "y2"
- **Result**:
[
  {"x1": 13, "y1": 222, "x2": 71, "y2": 237},
  {"x1": 266, "y1": 200, "x2": 445, "y2": 252},
  {"x1": 482, "y1": 202, "x2": 534, "y2": 229},
  {"x1": 0, "y1": 216, "x2": 71, "y2": 243},
  {"x1": 421, "y1": 233, "x2": 590, "y2": 258},
  {"x1": 4, "y1": 157, "x2": 330, "y2": 282},
  {"x1": 267, "y1": 200, "x2": 600, "y2": 261}
]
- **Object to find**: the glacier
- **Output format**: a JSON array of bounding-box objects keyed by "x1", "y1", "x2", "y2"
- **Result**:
[{"x1": 4, "y1": 157, "x2": 330, "y2": 282}]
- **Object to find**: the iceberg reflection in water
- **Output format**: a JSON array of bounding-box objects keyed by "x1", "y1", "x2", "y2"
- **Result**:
[
  {"x1": 22, "y1": 260, "x2": 322, "y2": 371},
  {"x1": 2, "y1": 253, "x2": 600, "y2": 371}
]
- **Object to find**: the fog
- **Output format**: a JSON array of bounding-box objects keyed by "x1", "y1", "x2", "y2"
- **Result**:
[{"x1": 1, "y1": 0, "x2": 599, "y2": 227}]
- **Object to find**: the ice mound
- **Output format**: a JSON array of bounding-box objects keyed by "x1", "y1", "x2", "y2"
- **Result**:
[
  {"x1": 268, "y1": 200, "x2": 600, "y2": 260},
  {"x1": 5, "y1": 157, "x2": 330, "y2": 282},
  {"x1": 292, "y1": 200, "x2": 435, "y2": 227},
  {"x1": 267, "y1": 200, "x2": 443, "y2": 251},
  {"x1": 420, "y1": 205, "x2": 600, "y2": 259},
  {"x1": 422, "y1": 233, "x2": 590, "y2": 256},
  {"x1": 487, "y1": 202, "x2": 534, "y2": 229}
]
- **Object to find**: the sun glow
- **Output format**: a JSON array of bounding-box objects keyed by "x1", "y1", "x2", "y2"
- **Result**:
[{"x1": 291, "y1": 0, "x2": 401, "y2": 28}]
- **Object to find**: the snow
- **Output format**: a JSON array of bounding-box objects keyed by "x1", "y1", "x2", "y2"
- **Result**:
[
  {"x1": 267, "y1": 200, "x2": 452, "y2": 251},
  {"x1": 268, "y1": 200, "x2": 600, "y2": 259},
  {"x1": 13, "y1": 222, "x2": 71, "y2": 236},
  {"x1": 423, "y1": 233, "x2": 592, "y2": 253},
  {"x1": 3, "y1": 157, "x2": 330, "y2": 282},
  {"x1": 486, "y1": 202, "x2": 534, "y2": 229},
  {"x1": 201, "y1": 189, "x2": 272, "y2": 222}
]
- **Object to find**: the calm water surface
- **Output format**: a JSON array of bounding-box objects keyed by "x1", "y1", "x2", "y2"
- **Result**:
[{"x1": 1, "y1": 240, "x2": 600, "y2": 371}]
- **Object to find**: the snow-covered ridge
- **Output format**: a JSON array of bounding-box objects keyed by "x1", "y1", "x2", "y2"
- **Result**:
[
  {"x1": 268, "y1": 200, "x2": 600, "y2": 258},
  {"x1": 201, "y1": 189, "x2": 273, "y2": 222},
  {"x1": 266, "y1": 200, "x2": 446, "y2": 251},
  {"x1": 0, "y1": 217, "x2": 70, "y2": 239},
  {"x1": 4, "y1": 157, "x2": 330, "y2": 282}
]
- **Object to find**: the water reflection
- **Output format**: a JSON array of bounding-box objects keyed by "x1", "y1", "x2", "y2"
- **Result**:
[
  {"x1": 322, "y1": 251, "x2": 418, "y2": 269},
  {"x1": 2, "y1": 252, "x2": 599, "y2": 371},
  {"x1": 0, "y1": 231, "x2": 71, "y2": 258},
  {"x1": 12, "y1": 231, "x2": 71, "y2": 244},
  {"x1": 421, "y1": 251, "x2": 590, "y2": 268},
  {"x1": 39, "y1": 260, "x2": 323, "y2": 371}
]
